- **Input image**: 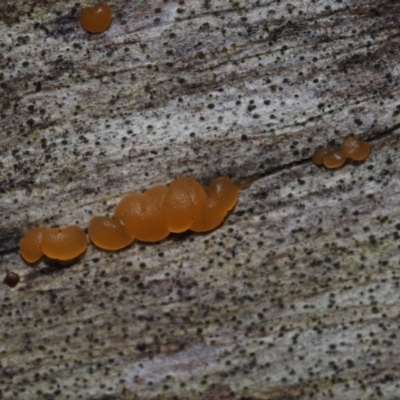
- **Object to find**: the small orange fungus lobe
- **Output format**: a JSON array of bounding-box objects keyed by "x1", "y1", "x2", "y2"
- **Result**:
[
  {"x1": 41, "y1": 226, "x2": 87, "y2": 261},
  {"x1": 88, "y1": 216, "x2": 133, "y2": 250},
  {"x1": 190, "y1": 196, "x2": 227, "y2": 232},
  {"x1": 114, "y1": 186, "x2": 170, "y2": 242},
  {"x1": 323, "y1": 150, "x2": 346, "y2": 169},
  {"x1": 340, "y1": 136, "x2": 370, "y2": 161},
  {"x1": 164, "y1": 177, "x2": 207, "y2": 233},
  {"x1": 191, "y1": 177, "x2": 238, "y2": 232},
  {"x1": 207, "y1": 177, "x2": 239, "y2": 211},
  {"x1": 19, "y1": 226, "x2": 46, "y2": 263},
  {"x1": 79, "y1": 3, "x2": 112, "y2": 33},
  {"x1": 312, "y1": 147, "x2": 329, "y2": 165}
]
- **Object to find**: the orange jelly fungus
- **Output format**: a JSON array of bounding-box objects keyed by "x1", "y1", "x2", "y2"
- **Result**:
[
  {"x1": 191, "y1": 177, "x2": 239, "y2": 232},
  {"x1": 19, "y1": 226, "x2": 46, "y2": 263},
  {"x1": 311, "y1": 147, "x2": 329, "y2": 165},
  {"x1": 190, "y1": 196, "x2": 227, "y2": 233},
  {"x1": 312, "y1": 136, "x2": 371, "y2": 168},
  {"x1": 79, "y1": 3, "x2": 113, "y2": 33},
  {"x1": 88, "y1": 216, "x2": 133, "y2": 250},
  {"x1": 207, "y1": 177, "x2": 239, "y2": 211},
  {"x1": 88, "y1": 176, "x2": 239, "y2": 249},
  {"x1": 322, "y1": 150, "x2": 346, "y2": 169},
  {"x1": 20, "y1": 225, "x2": 87, "y2": 262},
  {"x1": 340, "y1": 136, "x2": 371, "y2": 161},
  {"x1": 115, "y1": 185, "x2": 170, "y2": 242},
  {"x1": 41, "y1": 226, "x2": 87, "y2": 261},
  {"x1": 164, "y1": 177, "x2": 207, "y2": 233}
]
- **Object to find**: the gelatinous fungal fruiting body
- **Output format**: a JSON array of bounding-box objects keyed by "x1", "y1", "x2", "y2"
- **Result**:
[
  {"x1": 41, "y1": 227, "x2": 88, "y2": 261},
  {"x1": 164, "y1": 177, "x2": 206, "y2": 233},
  {"x1": 115, "y1": 186, "x2": 170, "y2": 241},
  {"x1": 79, "y1": 3, "x2": 113, "y2": 33},
  {"x1": 89, "y1": 176, "x2": 239, "y2": 250},
  {"x1": 3, "y1": 272, "x2": 20, "y2": 288},
  {"x1": 312, "y1": 136, "x2": 370, "y2": 168},
  {"x1": 88, "y1": 216, "x2": 133, "y2": 251},
  {"x1": 340, "y1": 136, "x2": 371, "y2": 161},
  {"x1": 323, "y1": 150, "x2": 346, "y2": 169},
  {"x1": 19, "y1": 226, "x2": 46, "y2": 263},
  {"x1": 20, "y1": 226, "x2": 87, "y2": 263},
  {"x1": 311, "y1": 147, "x2": 329, "y2": 166},
  {"x1": 191, "y1": 177, "x2": 239, "y2": 232},
  {"x1": 18, "y1": 177, "x2": 238, "y2": 260}
]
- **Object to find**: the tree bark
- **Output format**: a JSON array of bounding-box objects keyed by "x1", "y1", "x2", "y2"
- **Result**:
[{"x1": 1, "y1": 0, "x2": 400, "y2": 399}]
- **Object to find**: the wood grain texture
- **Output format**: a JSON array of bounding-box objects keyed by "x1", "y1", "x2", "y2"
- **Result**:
[{"x1": 1, "y1": 0, "x2": 400, "y2": 399}]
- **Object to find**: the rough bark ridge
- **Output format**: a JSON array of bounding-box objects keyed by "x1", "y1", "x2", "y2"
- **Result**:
[{"x1": 1, "y1": 0, "x2": 400, "y2": 399}]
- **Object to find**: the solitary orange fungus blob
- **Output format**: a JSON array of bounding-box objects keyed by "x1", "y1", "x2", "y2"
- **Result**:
[
  {"x1": 19, "y1": 226, "x2": 46, "y2": 263},
  {"x1": 115, "y1": 186, "x2": 170, "y2": 242},
  {"x1": 340, "y1": 136, "x2": 370, "y2": 161},
  {"x1": 79, "y1": 3, "x2": 113, "y2": 33},
  {"x1": 88, "y1": 216, "x2": 133, "y2": 250},
  {"x1": 312, "y1": 147, "x2": 329, "y2": 165},
  {"x1": 323, "y1": 150, "x2": 346, "y2": 169},
  {"x1": 164, "y1": 177, "x2": 207, "y2": 233},
  {"x1": 41, "y1": 226, "x2": 87, "y2": 261}
]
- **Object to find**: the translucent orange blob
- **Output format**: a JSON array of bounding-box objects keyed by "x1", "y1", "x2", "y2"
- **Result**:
[
  {"x1": 312, "y1": 147, "x2": 329, "y2": 165},
  {"x1": 340, "y1": 137, "x2": 370, "y2": 161},
  {"x1": 41, "y1": 226, "x2": 87, "y2": 261},
  {"x1": 352, "y1": 141, "x2": 370, "y2": 161},
  {"x1": 19, "y1": 226, "x2": 46, "y2": 263},
  {"x1": 164, "y1": 177, "x2": 207, "y2": 233},
  {"x1": 88, "y1": 216, "x2": 133, "y2": 250},
  {"x1": 207, "y1": 177, "x2": 239, "y2": 211},
  {"x1": 79, "y1": 3, "x2": 112, "y2": 33},
  {"x1": 115, "y1": 185, "x2": 170, "y2": 242},
  {"x1": 323, "y1": 150, "x2": 346, "y2": 169},
  {"x1": 190, "y1": 196, "x2": 227, "y2": 233},
  {"x1": 339, "y1": 136, "x2": 361, "y2": 158},
  {"x1": 191, "y1": 177, "x2": 238, "y2": 232}
]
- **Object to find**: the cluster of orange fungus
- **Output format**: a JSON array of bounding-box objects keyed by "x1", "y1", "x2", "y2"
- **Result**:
[
  {"x1": 79, "y1": 3, "x2": 112, "y2": 33},
  {"x1": 20, "y1": 226, "x2": 87, "y2": 263},
  {"x1": 312, "y1": 136, "x2": 370, "y2": 169},
  {"x1": 89, "y1": 176, "x2": 239, "y2": 250}
]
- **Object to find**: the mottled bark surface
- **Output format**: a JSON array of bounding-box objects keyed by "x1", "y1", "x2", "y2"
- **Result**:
[{"x1": 1, "y1": 0, "x2": 400, "y2": 399}]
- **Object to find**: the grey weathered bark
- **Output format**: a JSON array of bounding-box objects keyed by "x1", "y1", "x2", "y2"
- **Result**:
[{"x1": 1, "y1": 0, "x2": 400, "y2": 399}]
